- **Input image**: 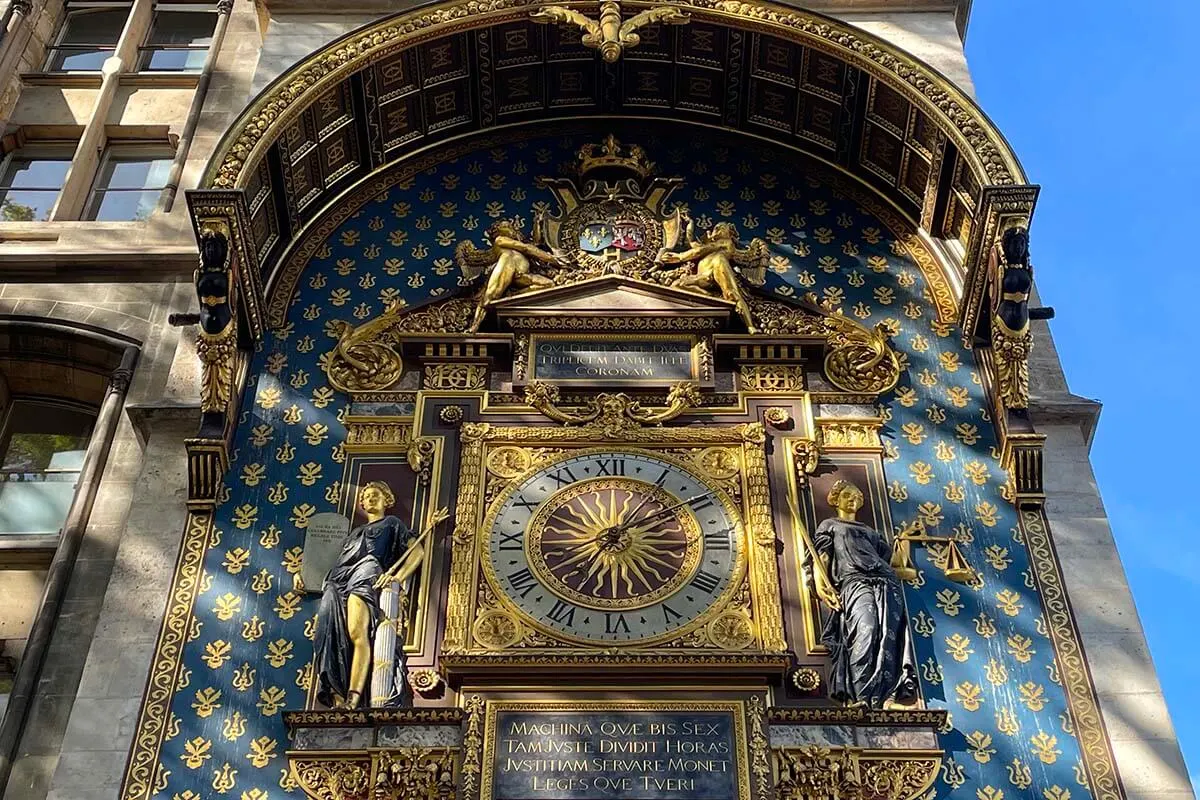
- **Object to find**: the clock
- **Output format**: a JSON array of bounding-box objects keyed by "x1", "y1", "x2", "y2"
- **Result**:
[{"x1": 481, "y1": 448, "x2": 746, "y2": 646}]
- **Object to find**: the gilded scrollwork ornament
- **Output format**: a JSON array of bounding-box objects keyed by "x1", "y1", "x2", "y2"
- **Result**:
[
  {"x1": 530, "y1": 1, "x2": 689, "y2": 63},
  {"x1": 323, "y1": 298, "x2": 476, "y2": 392},
  {"x1": 372, "y1": 748, "x2": 456, "y2": 800},
  {"x1": 523, "y1": 380, "x2": 702, "y2": 433},
  {"x1": 791, "y1": 439, "x2": 820, "y2": 484},
  {"x1": 822, "y1": 314, "x2": 902, "y2": 394},
  {"x1": 791, "y1": 666, "x2": 822, "y2": 693},
  {"x1": 406, "y1": 438, "x2": 437, "y2": 485},
  {"x1": 291, "y1": 757, "x2": 372, "y2": 800},
  {"x1": 326, "y1": 301, "x2": 408, "y2": 392}
]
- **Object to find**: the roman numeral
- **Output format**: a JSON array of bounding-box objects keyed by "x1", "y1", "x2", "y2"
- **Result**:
[
  {"x1": 546, "y1": 600, "x2": 577, "y2": 627},
  {"x1": 506, "y1": 568, "x2": 538, "y2": 598},
  {"x1": 690, "y1": 496, "x2": 715, "y2": 512},
  {"x1": 692, "y1": 570, "x2": 722, "y2": 593},
  {"x1": 653, "y1": 468, "x2": 670, "y2": 486},
  {"x1": 548, "y1": 467, "x2": 579, "y2": 487},
  {"x1": 662, "y1": 604, "x2": 683, "y2": 624},
  {"x1": 605, "y1": 612, "x2": 630, "y2": 635},
  {"x1": 594, "y1": 458, "x2": 626, "y2": 476},
  {"x1": 498, "y1": 530, "x2": 523, "y2": 551},
  {"x1": 512, "y1": 495, "x2": 538, "y2": 512},
  {"x1": 703, "y1": 529, "x2": 731, "y2": 550}
]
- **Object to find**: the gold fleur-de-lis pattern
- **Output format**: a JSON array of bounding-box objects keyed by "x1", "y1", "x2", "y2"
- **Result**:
[{"x1": 151, "y1": 134, "x2": 1092, "y2": 800}]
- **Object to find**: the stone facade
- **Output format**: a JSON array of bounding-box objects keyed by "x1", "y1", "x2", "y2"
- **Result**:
[{"x1": 0, "y1": 1, "x2": 1188, "y2": 800}]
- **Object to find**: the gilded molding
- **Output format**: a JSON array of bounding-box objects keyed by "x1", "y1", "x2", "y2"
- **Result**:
[
  {"x1": 1019, "y1": 508, "x2": 1125, "y2": 800},
  {"x1": 767, "y1": 707, "x2": 948, "y2": 727},
  {"x1": 747, "y1": 695, "x2": 772, "y2": 800},
  {"x1": 773, "y1": 747, "x2": 940, "y2": 800},
  {"x1": 121, "y1": 511, "x2": 214, "y2": 800},
  {"x1": 284, "y1": 708, "x2": 464, "y2": 727},
  {"x1": 817, "y1": 418, "x2": 883, "y2": 450},
  {"x1": 461, "y1": 695, "x2": 486, "y2": 800}
]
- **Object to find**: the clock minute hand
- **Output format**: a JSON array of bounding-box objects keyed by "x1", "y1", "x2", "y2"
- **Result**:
[{"x1": 626, "y1": 490, "x2": 714, "y2": 530}]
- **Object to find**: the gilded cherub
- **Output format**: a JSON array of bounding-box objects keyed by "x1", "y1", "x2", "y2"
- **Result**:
[
  {"x1": 456, "y1": 216, "x2": 567, "y2": 333},
  {"x1": 655, "y1": 219, "x2": 768, "y2": 333}
]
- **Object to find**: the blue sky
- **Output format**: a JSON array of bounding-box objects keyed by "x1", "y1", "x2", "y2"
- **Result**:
[{"x1": 967, "y1": 0, "x2": 1200, "y2": 787}]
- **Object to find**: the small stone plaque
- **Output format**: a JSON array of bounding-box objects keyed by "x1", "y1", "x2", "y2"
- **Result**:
[
  {"x1": 530, "y1": 338, "x2": 696, "y2": 384},
  {"x1": 300, "y1": 512, "x2": 350, "y2": 593},
  {"x1": 487, "y1": 704, "x2": 745, "y2": 800}
]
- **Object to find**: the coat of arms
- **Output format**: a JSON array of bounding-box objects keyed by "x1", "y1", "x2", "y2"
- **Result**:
[{"x1": 455, "y1": 135, "x2": 771, "y2": 332}]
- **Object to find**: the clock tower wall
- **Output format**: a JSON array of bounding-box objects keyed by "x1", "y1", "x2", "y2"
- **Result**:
[{"x1": 115, "y1": 130, "x2": 1115, "y2": 800}]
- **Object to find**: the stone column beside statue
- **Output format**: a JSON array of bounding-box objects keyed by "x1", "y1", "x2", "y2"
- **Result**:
[{"x1": 810, "y1": 480, "x2": 918, "y2": 709}]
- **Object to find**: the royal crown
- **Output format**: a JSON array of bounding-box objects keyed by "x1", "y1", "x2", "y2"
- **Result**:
[{"x1": 576, "y1": 134, "x2": 655, "y2": 180}]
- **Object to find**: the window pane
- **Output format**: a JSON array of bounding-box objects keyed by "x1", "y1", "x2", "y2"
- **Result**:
[
  {"x1": 101, "y1": 157, "x2": 172, "y2": 189},
  {"x1": 46, "y1": 46, "x2": 113, "y2": 71},
  {"x1": 1, "y1": 158, "x2": 71, "y2": 189},
  {"x1": 1, "y1": 404, "x2": 94, "y2": 471},
  {"x1": 0, "y1": 403, "x2": 94, "y2": 535},
  {"x1": 0, "y1": 480, "x2": 78, "y2": 535},
  {"x1": 0, "y1": 190, "x2": 59, "y2": 221},
  {"x1": 146, "y1": 11, "x2": 215, "y2": 46},
  {"x1": 140, "y1": 47, "x2": 208, "y2": 71},
  {"x1": 58, "y1": 8, "x2": 128, "y2": 44},
  {"x1": 87, "y1": 189, "x2": 160, "y2": 221}
]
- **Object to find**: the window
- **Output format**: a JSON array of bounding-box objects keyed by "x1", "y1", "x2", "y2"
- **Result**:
[
  {"x1": 137, "y1": 8, "x2": 217, "y2": 71},
  {"x1": 0, "y1": 401, "x2": 95, "y2": 536},
  {"x1": 0, "y1": 156, "x2": 71, "y2": 222},
  {"x1": 44, "y1": 5, "x2": 129, "y2": 72},
  {"x1": 84, "y1": 153, "x2": 173, "y2": 220}
]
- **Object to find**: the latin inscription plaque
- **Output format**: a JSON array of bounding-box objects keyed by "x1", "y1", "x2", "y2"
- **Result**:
[
  {"x1": 484, "y1": 703, "x2": 747, "y2": 800},
  {"x1": 530, "y1": 338, "x2": 696, "y2": 384}
]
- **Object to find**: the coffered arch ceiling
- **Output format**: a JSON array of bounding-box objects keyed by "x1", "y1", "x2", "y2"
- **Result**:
[{"x1": 202, "y1": 0, "x2": 1026, "y2": 319}]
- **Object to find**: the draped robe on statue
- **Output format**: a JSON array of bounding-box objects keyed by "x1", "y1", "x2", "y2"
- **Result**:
[
  {"x1": 315, "y1": 515, "x2": 414, "y2": 708},
  {"x1": 814, "y1": 518, "x2": 918, "y2": 707}
]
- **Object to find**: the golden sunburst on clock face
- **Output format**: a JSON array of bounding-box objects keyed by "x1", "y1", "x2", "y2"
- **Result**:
[
  {"x1": 483, "y1": 448, "x2": 745, "y2": 645},
  {"x1": 529, "y1": 478, "x2": 702, "y2": 610}
]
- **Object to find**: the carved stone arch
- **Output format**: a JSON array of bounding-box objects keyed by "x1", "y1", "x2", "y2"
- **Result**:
[{"x1": 193, "y1": 0, "x2": 1030, "y2": 328}]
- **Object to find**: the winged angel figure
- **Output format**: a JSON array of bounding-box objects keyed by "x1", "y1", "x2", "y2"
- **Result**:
[
  {"x1": 656, "y1": 219, "x2": 769, "y2": 334},
  {"x1": 456, "y1": 216, "x2": 568, "y2": 333},
  {"x1": 531, "y1": 1, "x2": 690, "y2": 63}
]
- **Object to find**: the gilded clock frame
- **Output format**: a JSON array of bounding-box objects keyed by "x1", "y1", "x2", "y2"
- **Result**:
[
  {"x1": 479, "y1": 446, "x2": 748, "y2": 647},
  {"x1": 443, "y1": 420, "x2": 788, "y2": 659}
]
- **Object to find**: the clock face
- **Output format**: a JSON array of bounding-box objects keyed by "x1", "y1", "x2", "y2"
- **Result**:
[{"x1": 483, "y1": 449, "x2": 745, "y2": 645}]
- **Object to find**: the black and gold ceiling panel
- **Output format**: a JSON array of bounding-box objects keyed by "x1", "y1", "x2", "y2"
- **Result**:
[{"x1": 242, "y1": 17, "x2": 979, "y2": 275}]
